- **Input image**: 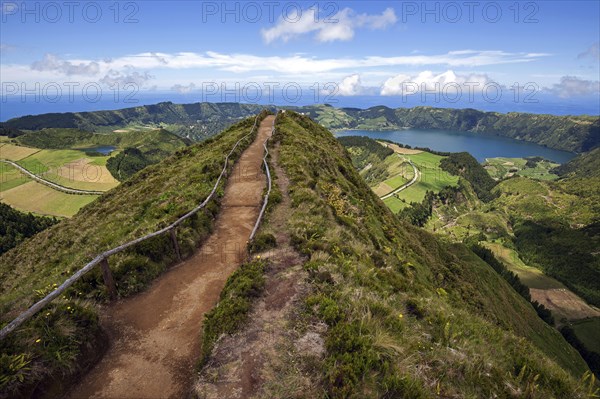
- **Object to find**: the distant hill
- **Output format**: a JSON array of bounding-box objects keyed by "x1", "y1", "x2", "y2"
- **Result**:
[
  {"x1": 3, "y1": 102, "x2": 598, "y2": 152},
  {"x1": 2, "y1": 102, "x2": 270, "y2": 141},
  {"x1": 290, "y1": 104, "x2": 600, "y2": 153},
  {"x1": 553, "y1": 147, "x2": 600, "y2": 178}
]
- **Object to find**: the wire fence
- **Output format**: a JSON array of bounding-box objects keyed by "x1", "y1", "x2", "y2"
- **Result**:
[{"x1": 0, "y1": 112, "x2": 267, "y2": 340}]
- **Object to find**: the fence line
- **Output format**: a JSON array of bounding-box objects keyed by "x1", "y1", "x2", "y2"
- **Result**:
[
  {"x1": 0, "y1": 159, "x2": 105, "y2": 195},
  {"x1": 0, "y1": 113, "x2": 264, "y2": 340},
  {"x1": 249, "y1": 111, "x2": 277, "y2": 241}
]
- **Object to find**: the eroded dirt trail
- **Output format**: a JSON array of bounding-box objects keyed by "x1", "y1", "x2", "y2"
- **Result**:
[
  {"x1": 194, "y1": 142, "x2": 325, "y2": 399},
  {"x1": 65, "y1": 116, "x2": 274, "y2": 399}
]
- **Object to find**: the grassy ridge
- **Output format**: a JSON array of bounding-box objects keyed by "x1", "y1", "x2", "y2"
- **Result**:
[
  {"x1": 553, "y1": 147, "x2": 600, "y2": 178},
  {"x1": 274, "y1": 111, "x2": 590, "y2": 397},
  {"x1": 0, "y1": 113, "x2": 269, "y2": 397},
  {"x1": 439, "y1": 152, "x2": 498, "y2": 202}
]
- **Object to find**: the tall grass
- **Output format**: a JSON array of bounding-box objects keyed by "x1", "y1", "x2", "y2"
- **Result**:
[{"x1": 273, "y1": 111, "x2": 591, "y2": 397}]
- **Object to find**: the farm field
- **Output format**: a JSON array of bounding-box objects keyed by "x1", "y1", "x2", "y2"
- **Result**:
[
  {"x1": 0, "y1": 140, "x2": 117, "y2": 216},
  {"x1": 42, "y1": 158, "x2": 119, "y2": 191},
  {"x1": 484, "y1": 242, "x2": 600, "y2": 322},
  {"x1": 16, "y1": 148, "x2": 102, "y2": 174},
  {"x1": 484, "y1": 242, "x2": 566, "y2": 290},
  {"x1": 1, "y1": 180, "x2": 98, "y2": 217},
  {"x1": 0, "y1": 143, "x2": 40, "y2": 161},
  {"x1": 390, "y1": 151, "x2": 459, "y2": 210},
  {"x1": 0, "y1": 162, "x2": 29, "y2": 192},
  {"x1": 372, "y1": 161, "x2": 412, "y2": 196},
  {"x1": 484, "y1": 157, "x2": 560, "y2": 181},
  {"x1": 359, "y1": 146, "x2": 458, "y2": 213},
  {"x1": 378, "y1": 141, "x2": 423, "y2": 155},
  {"x1": 382, "y1": 195, "x2": 405, "y2": 213}
]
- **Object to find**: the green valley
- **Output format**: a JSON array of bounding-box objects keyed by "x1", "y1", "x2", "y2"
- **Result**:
[
  {"x1": 340, "y1": 133, "x2": 600, "y2": 380},
  {"x1": 1, "y1": 127, "x2": 188, "y2": 217}
]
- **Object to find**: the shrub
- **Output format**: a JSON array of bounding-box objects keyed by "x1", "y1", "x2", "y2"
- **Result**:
[
  {"x1": 198, "y1": 260, "x2": 267, "y2": 367},
  {"x1": 248, "y1": 233, "x2": 277, "y2": 254}
]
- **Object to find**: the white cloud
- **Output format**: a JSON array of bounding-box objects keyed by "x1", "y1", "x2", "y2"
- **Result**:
[
  {"x1": 96, "y1": 50, "x2": 546, "y2": 73},
  {"x1": 547, "y1": 76, "x2": 600, "y2": 98},
  {"x1": 100, "y1": 69, "x2": 154, "y2": 87},
  {"x1": 381, "y1": 70, "x2": 492, "y2": 96},
  {"x1": 171, "y1": 83, "x2": 196, "y2": 94},
  {"x1": 577, "y1": 42, "x2": 600, "y2": 61},
  {"x1": 261, "y1": 7, "x2": 397, "y2": 44},
  {"x1": 31, "y1": 53, "x2": 100, "y2": 76},
  {"x1": 336, "y1": 74, "x2": 363, "y2": 96},
  {"x1": 1, "y1": 50, "x2": 549, "y2": 91}
]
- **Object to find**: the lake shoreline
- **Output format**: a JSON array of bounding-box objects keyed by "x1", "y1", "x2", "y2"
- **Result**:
[{"x1": 335, "y1": 128, "x2": 577, "y2": 164}]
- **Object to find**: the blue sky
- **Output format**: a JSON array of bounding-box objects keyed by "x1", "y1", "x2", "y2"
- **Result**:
[{"x1": 1, "y1": 0, "x2": 599, "y2": 115}]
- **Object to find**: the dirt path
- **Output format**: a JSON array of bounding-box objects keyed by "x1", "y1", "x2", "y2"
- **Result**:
[
  {"x1": 65, "y1": 116, "x2": 274, "y2": 399},
  {"x1": 194, "y1": 142, "x2": 325, "y2": 399}
]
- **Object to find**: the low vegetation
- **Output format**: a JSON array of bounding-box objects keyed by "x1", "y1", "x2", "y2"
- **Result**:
[
  {"x1": 553, "y1": 147, "x2": 600, "y2": 178},
  {"x1": 272, "y1": 111, "x2": 590, "y2": 397},
  {"x1": 106, "y1": 148, "x2": 152, "y2": 181},
  {"x1": 514, "y1": 220, "x2": 600, "y2": 307},
  {"x1": 439, "y1": 152, "x2": 498, "y2": 202},
  {"x1": 198, "y1": 259, "x2": 267, "y2": 368},
  {"x1": 337, "y1": 136, "x2": 394, "y2": 170},
  {"x1": 0, "y1": 113, "x2": 269, "y2": 397},
  {"x1": 485, "y1": 157, "x2": 560, "y2": 181},
  {"x1": 470, "y1": 244, "x2": 555, "y2": 325},
  {"x1": 0, "y1": 203, "x2": 57, "y2": 256}
]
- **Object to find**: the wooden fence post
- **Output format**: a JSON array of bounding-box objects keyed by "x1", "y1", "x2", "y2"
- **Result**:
[
  {"x1": 170, "y1": 228, "x2": 182, "y2": 261},
  {"x1": 100, "y1": 258, "x2": 117, "y2": 301}
]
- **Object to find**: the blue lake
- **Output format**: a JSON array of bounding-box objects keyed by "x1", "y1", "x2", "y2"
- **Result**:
[
  {"x1": 76, "y1": 145, "x2": 116, "y2": 155},
  {"x1": 335, "y1": 129, "x2": 577, "y2": 163}
]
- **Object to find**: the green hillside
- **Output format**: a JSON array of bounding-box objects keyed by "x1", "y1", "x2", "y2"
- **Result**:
[
  {"x1": 0, "y1": 203, "x2": 57, "y2": 256},
  {"x1": 553, "y1": 147, "x2": 600, "y2": 178},
  {"x1": 0, "y1": 113, "x2": 268, "y2": 396},
  {"x1": 2, "y1": 102, "x2": 269, "y2": 141},
  {"x1": 15, "y1": 127, "x2": 189, "y2": 153},
  {"x1": 292, "y1": 104, "x2": 600, "y2": 153},
  {"x1": 264, "y1": 111, "x2": 590, "y2": 397},
  {"x1": 439, "y1": 152, "x2": 498, "y2": 202}
]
